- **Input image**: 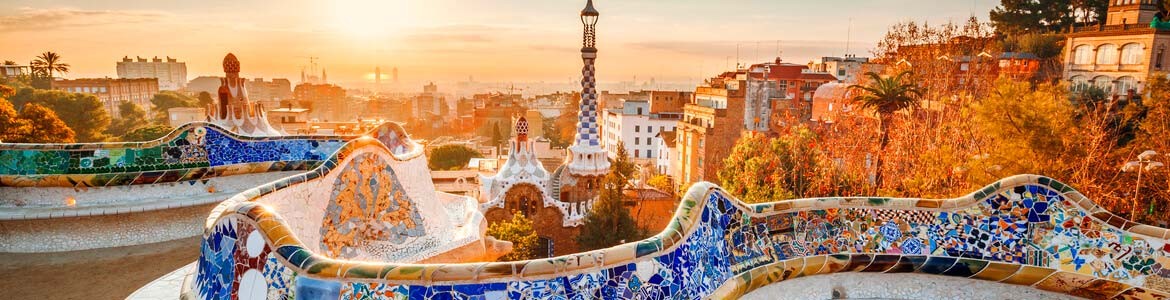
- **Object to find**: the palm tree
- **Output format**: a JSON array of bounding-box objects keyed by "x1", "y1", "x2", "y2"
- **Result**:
[
  {"x1": 31, "y1": 52, "x2": 70, "y2": 79},
  {"x1": 2, "y1": 60, "x2": 16, "y2": 66},
  {"x1": 848, "y1": 71, "x2": 923, "y2": 191}
]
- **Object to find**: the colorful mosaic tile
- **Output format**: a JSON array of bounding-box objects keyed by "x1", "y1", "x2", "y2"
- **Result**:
[
  {"x1": 192, "y1": 172, "x2": 1170, "y2": 300},
  {"x1": 0, "y1": 123, "x2": 357, "y2": 187},
  {"x1": 320, "y1": 152, "x2": 425, "y2": 259}
]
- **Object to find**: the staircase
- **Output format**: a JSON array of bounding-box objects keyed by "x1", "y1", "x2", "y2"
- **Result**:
[{"x1": 549, "y1": 165, "x2": 565, "y2": 201}]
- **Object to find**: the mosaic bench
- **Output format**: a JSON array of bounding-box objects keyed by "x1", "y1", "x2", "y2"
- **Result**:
[
  {"x1": 0, "y1": 122, "x2": 354, "y2": 188},
  {"x1": 185, "y1": 127, "x2": 1170, "y2": 299},
  {"x1": 0, "y1": 123, "x2": 414, "y2": 253}
]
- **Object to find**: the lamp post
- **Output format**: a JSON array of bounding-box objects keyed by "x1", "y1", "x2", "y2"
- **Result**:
[{"x1": 1123, "y1": 150, "x2": 1164, "y2": 221}]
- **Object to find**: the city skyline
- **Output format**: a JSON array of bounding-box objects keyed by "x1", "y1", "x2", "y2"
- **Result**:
[{"x1": 1, "y1": 0, "x2": 997, "y2": 86}]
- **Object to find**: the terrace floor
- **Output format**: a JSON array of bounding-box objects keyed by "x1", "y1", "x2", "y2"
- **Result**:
[{"x1": 0, "y1": 236, "x2": 198, "y2": 300}]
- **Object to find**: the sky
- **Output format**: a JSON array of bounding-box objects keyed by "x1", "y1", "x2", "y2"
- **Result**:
[{"x1": 0, "y1": 0, "x2": 999, "y2": 89}]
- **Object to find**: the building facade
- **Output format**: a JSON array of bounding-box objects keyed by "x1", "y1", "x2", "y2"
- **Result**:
[
  {"x1": 1064, "y1": 0, "x2": 1170, "y2": 99},
  {"x1": 602, "y1": 96, "x2": 683, "y2": 164},
  {"x1": 246, "y1": 78, "x2": 292, "y2": 106},
  {"x1": 653, "y1": 130, "x2": 677, "y2": 178},
  {"x1": 677, "y1": 80, "x2": 747, "y2": 185},
  {"x1": 166, "y1": 107, "x2": 205, "y2": 127},
  {"x1": 117, "y1": 56, "x2": 187, "y2": 91},
  {"x1": 808, "y1": 55, "x2": 872, "y2": 84},
  {"x1": 52, "y1": 78, "x2": 159, "y2": 117},
  {"x1": 1, "y1": 64, "x2": 30, "y2": 79},
  {"x1": 294, "y1": 83, "x2": 347, "y2": 121},
  {"x1": 414, "y1": 82, "x2": 447, "y2": 120}
]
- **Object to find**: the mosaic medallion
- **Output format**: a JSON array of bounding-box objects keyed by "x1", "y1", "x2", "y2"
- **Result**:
[{"x1": 319, "y1": 152, "x2": 425, "y2": 259}]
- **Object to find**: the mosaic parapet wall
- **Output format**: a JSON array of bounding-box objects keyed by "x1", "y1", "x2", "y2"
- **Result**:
[
  {"x1": 190, "y1": 129, "x2": 509, "y2": 299},
  {"x1": 187, "y1": 173, "x2": 1170, "y2": 299},
  {"x1": 0, "y1": 122, "x2": 365, "y2": 188}
]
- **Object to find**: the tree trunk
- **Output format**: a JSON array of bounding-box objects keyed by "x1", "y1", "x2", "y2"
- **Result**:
[{"x1": 874, "y1": 114, "x2": 891, "y2": 193}]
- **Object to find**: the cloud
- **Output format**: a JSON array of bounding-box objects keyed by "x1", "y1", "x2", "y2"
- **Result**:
[{"x1": 0, "y1": 7, "x2": 167, "y2": 32}]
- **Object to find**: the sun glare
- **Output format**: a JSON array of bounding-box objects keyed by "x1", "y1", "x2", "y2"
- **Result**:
[{"x1": 330, "y1": 0, "x2": 413, "y2": 38}]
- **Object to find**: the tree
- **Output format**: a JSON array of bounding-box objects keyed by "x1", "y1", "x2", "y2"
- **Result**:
[
  {"x1": 491, "y1": 122, "x2": 504, "y2": 149},
  {"x1": 990, "y1": 0, "x2": 1107, "y2": 34},
  {"x1": 428, "y1": 144, "x2": 483, "y2": 170},
  {"x1": 577, "y1": 141, "x2": 643, "y2": 251},
  {"x1": 30, "y1": 51, "x2": 70, "y2": 78},
  {"x1": 646, "y1": 174, "x2": 673, "y2": 195},
  {"x1": 849, "y1": 71, "x2": 923, "y2": 190},
  {"x1": 486, "y1": 212, "x2": 538, "y2": 261},
  {"x1": 17, "y1": 103, "x2": 75, "y2": 143},
  {"x1": 719, "y1": 129, "x2": 836, "y2": 203},
  {"x1": 543, "y1": 116, "x2": 568, "y2": 148},
  {"x1": 107, "y1": 101, "x2": 150, "y2": 139},
  {"x1": 121, "y1": 124, "x2": 174, "y2": 141},
  {"x1": 197, "y1": 91, "x2": 215, "y2": 108},
  {"x1": 8, "y1": 87, "x2": 110, "y2": 142},
  {"x1": 149, "y1": 91, "x2": 199, "y2": 123},
  {"x1": 0, "y1": 99, "x2": 30, "y2": 142}
]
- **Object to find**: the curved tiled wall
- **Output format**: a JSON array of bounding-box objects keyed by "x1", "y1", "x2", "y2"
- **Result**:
[
  {"x1": 0, "y1": 122, "x2": 353, "y2": 188},
  {"x1": 189, "y1": 138, "x2": 1170, "y2": 300}
]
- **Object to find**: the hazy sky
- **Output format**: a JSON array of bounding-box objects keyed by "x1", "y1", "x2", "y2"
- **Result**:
[{"x1": 0, "y1": 0, "x2": 998, "y2": 88}]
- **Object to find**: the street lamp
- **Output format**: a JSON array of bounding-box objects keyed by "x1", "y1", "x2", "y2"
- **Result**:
[{"x1": 1123, "y1": 150, "x2": 1164, "y2": 220}]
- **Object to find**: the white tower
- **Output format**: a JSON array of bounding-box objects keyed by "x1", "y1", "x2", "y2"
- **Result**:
[{"x1": 565, "y1": 0, "x2": 610, "y2": 176}]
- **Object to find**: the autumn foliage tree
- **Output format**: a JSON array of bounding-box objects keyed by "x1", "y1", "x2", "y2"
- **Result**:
[
  {"x1": 486, "y1": 212, "x2": 538, "y2": 261},
  {"x1": 0, "y1": 99, "x2": 74, "y2": 143},
  {"x1": 8, "y1": 87, "x2": 110, "y2": 142},
  {"x1": 578, "y1": 141, "x2": 644, "y2": 250}
]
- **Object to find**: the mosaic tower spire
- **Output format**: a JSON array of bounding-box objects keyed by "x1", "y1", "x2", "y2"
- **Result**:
[{"x1": 566, "y1": 0, "x2": 610, "y2": 176}]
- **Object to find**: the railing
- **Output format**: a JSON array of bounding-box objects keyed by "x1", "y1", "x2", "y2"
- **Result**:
[{"x1": 1072, "y1": 23, "x2": 1160, "y2": 33}]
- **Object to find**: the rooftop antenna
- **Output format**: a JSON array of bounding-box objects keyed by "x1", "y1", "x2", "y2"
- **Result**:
[
  {"x1": 846, "y1": 18, "x2": 854, "y2": 57},
  {"x1": 775, "y1": 40, "x2": 780, "y2": 60},
  {"x1": 755, "y1": 42, "x2": 760, "y2": 66},
  {"x1": 736, "y1": 43, "x2": 741, "y2": 70}
]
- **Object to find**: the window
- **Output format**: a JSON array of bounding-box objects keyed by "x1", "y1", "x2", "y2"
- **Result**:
[
  {"x1": 637, "y1": 107, "x2": 643, "y2": 115},
  {"x1": 635, "y1": 149, "x2": 640, "y2": 158},
  {"x1": 635, "y1": 125, "x2": 640, "y2": 133},
  {"x1": 1097, "y1": 44, "x2": 1119, "y2": 65},
  {"x1": 647, "y1": 126, "x2": 653, "y2": 133},
  {"x1": 1121, "y1": 43, "x2": 1144, "y2": 65},
  {"x1": 960, "y1": 63, "x2": 970, "y2": 71},
  {"x1": 1092, "y1": 76, "x2": 1114, "y2": 93},
  {"x1": 660, "y1": 126, "x2": 665, "y2": 132},
  {"x1": 1070, "y1": 76, "x2": 1089, "y2": 92},
  {"x1": 1117, "y1": 76, "x2": 1138, "y2": 94},
  {"x1": 1073, "y1": 45, "x2": 1093, "y2": 65},
  {"x1": 635, "y1": 137, "x2": 640, "y2": 145}
]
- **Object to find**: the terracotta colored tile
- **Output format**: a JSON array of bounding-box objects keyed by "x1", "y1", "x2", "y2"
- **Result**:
[
  {"x1": 1001, "y1": 265, "x2": 1057, "y2": 286},
  {"x1": 971, "y1": 261, "x2": 1022, "y2": 282}
]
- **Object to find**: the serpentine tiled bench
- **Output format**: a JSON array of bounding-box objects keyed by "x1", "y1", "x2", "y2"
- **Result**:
[
  {"x1": 0, "y1": 123, "x2": 411, "y2": 252},
  {"x1": 186, "y1": 137, "x2": 1170, "y2": 300},
  {"x1": 0, "y1": 122, "x2": 353, "y2": 188}
]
